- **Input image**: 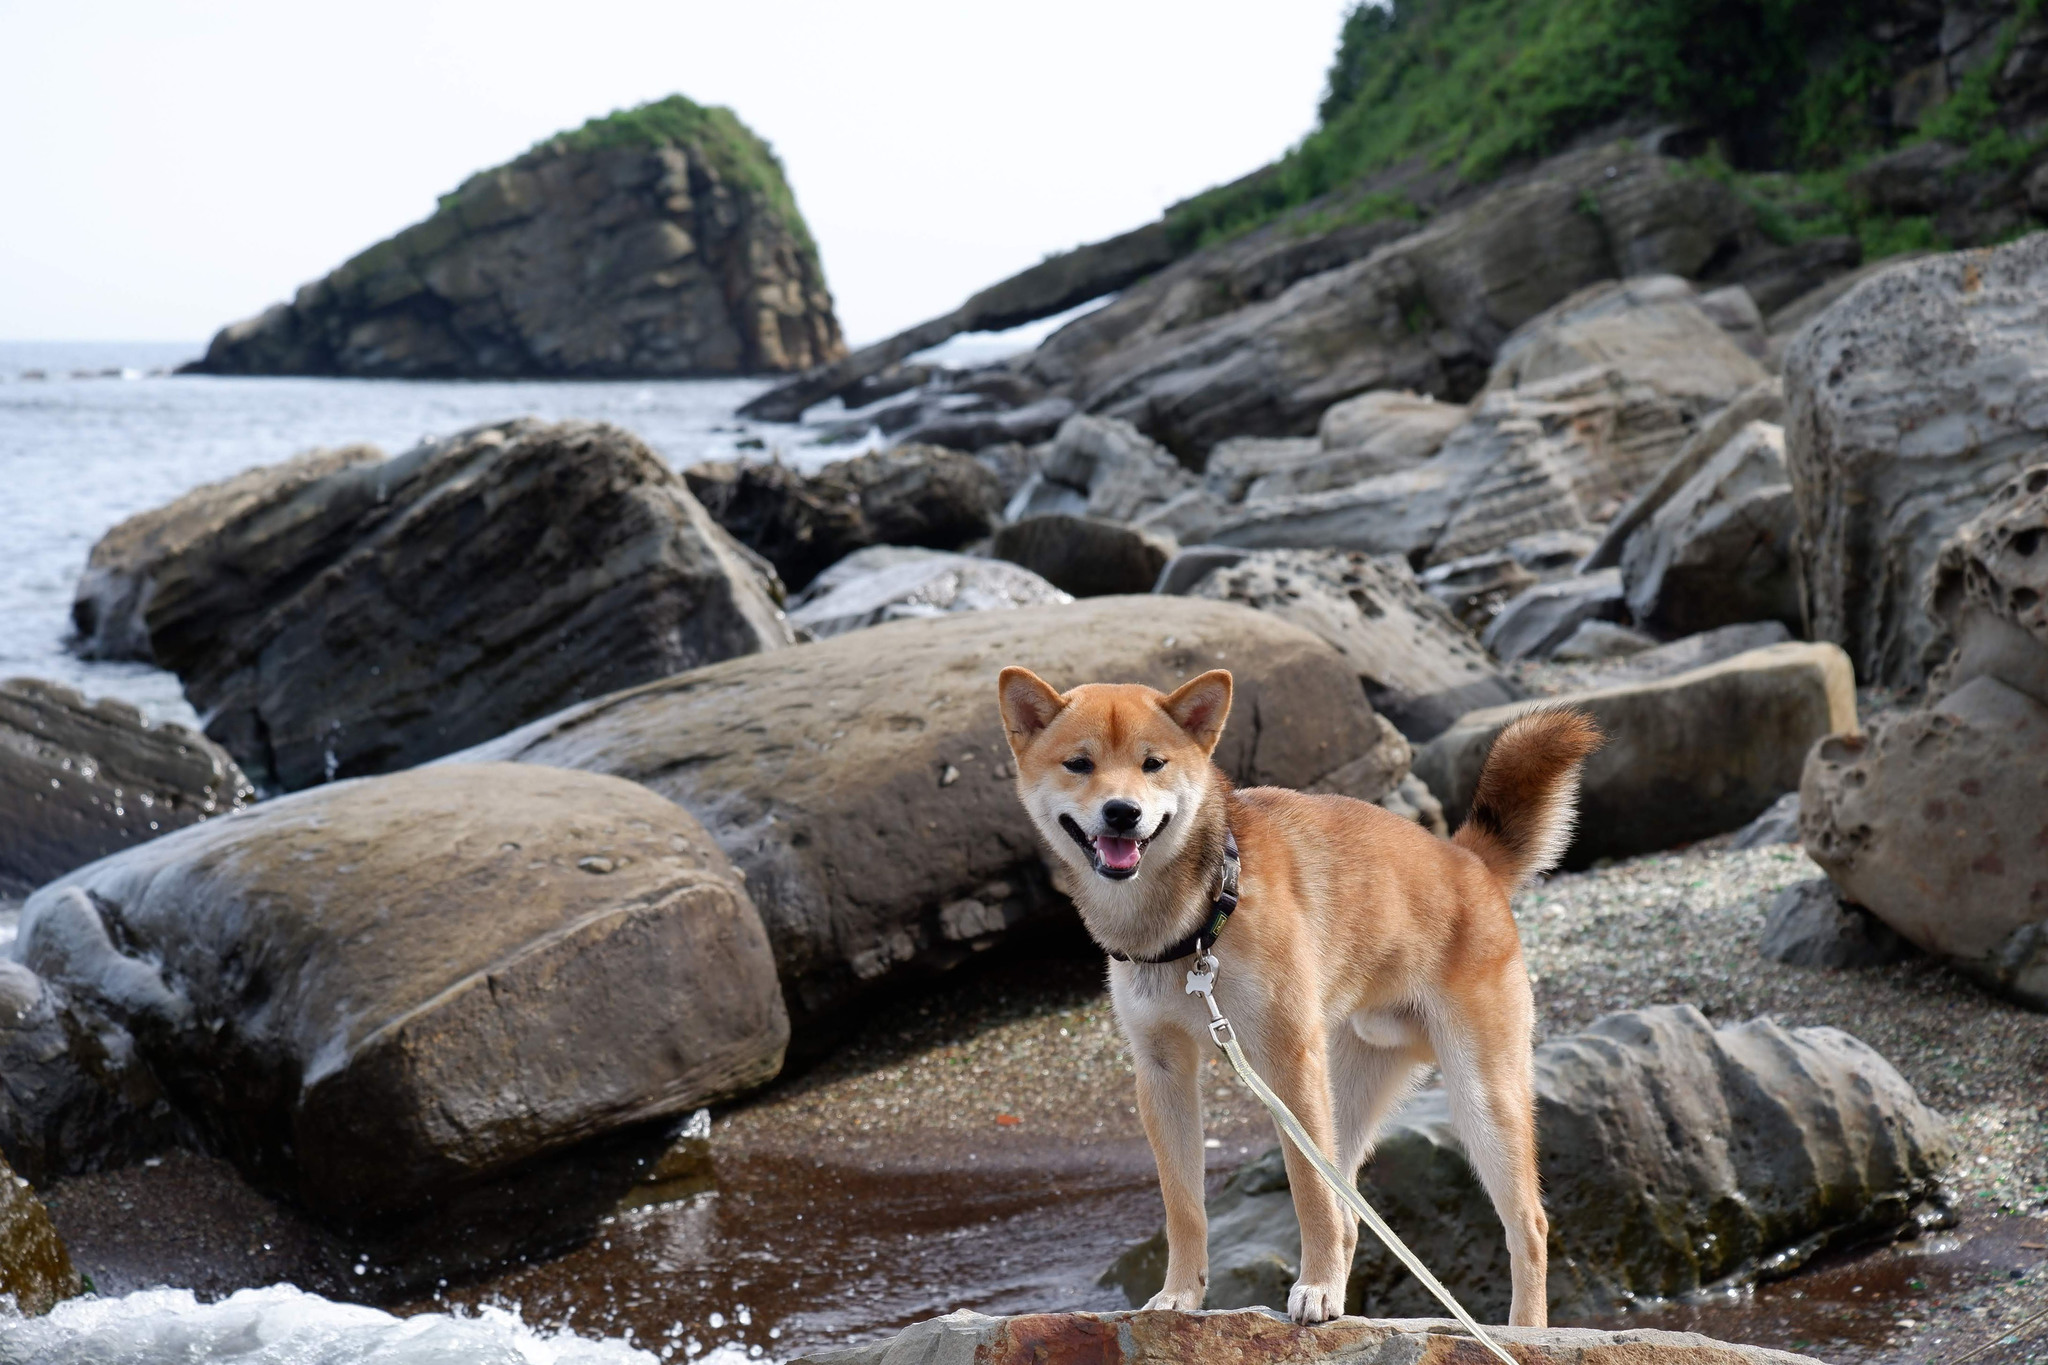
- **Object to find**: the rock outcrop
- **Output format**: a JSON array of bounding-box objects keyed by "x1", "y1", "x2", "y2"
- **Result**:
[
  {"x1": 12, "y1": 763, "x2": 788, "y2": 1227},
  {"x1": 1106, "y1": 1007, "x2": 1950, "y2": 1323},
  {"x1": 1485, "y1": 275, "x2": 1769, "y2": 411},
  {"x1": 793, "y1": 1308, "x2": 1824, "y2": 1365},
  {"x1": 1006, "y1": 416, "x2": 1196, "y2": 524},
  {"x1": 1761, "y1": 880, "x2": 1915, "y2": 969},
  {"x1": 786, "y1": 549, "x2": 1070, "y2": 639},
  {"x1": 1481, "y1": 570, "x2": 1628, "y2": 662},
  {"x1": 447, "y1": 597, "x2": 1389, "y2": 1041},
  {"x1": 0, "y1": 679, "x2": 251, "y2": 895},
  {"x1": 185, "y1": 96, "x2": 843, "y2": 378},
  {"x1": 1176, "y1": 549, "x2": 1520, "y2": 740},
  {"x1": 1784, "y1": 234, "x2": 2048, "y2": 688},
  {"x1": 76, "y1": 419, "x2": 791, "y2": 790},
  {"x1": 1801, "y1": 463, "x2": 2048, "y2": 1009},
  {"x1": 992, "y1": 517, "x2": 1175, "y2": 597},
  {"x1": 1416, "y1": 643, "x2": 1857, "y2": 865},
  {"x1": 1621, "y1": 421, "x2": 1800, "y2": 637},
  {"x1": 0, "y1": 1153, "x2": 81, "y2": 1316},
  {"x1": 688, "y1": 444, "x2": 1003, "y2": 592}
]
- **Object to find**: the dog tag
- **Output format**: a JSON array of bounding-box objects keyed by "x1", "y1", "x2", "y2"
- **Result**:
[{"x1": 1184, "y1": 952, "x2": 1218, "y2": 999}]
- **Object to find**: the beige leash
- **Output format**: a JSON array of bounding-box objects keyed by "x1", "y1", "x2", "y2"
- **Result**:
[{"x1": 1184, "y1": 950, "x2": 1521, "y2": 1365}]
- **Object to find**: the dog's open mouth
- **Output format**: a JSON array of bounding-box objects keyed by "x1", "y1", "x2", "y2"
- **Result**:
[{"x1": 1060, "y1": 813, "x2": 1170, "y2": 880}]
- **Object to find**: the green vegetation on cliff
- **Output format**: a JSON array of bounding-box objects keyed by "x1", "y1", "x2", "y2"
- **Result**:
[{"x1": 1168, "y1": 0, "x2": 2043, "y2": 253}]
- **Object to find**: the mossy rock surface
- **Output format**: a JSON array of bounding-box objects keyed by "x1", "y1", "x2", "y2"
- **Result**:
[{"x1": 0, "y1": 1157, "x2": 81, "y2": 1316}]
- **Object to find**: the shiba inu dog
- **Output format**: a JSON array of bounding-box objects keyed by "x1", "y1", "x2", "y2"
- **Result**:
[{"x1": 997, "y1": 665, "x2": 1599, "y2": 1328}]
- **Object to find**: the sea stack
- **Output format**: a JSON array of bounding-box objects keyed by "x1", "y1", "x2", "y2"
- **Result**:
[{"x1": 184, "y1": 95, "x2": 845, "y2": 378}]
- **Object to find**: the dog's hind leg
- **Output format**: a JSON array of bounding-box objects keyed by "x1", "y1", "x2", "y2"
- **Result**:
[
  {"x1": 1428, "y1": 978, "x2": 1549, "y2": 1328},
  {"x1": 1329, "y1": 1029, "x2": 1432, "y2": 1287},
  {"x1": 1132, "y1": 1023, "x2": 1209, "y2": 1311}
]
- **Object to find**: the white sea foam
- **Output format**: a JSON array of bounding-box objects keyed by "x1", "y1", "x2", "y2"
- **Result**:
[{"x1": 0, "y1": 1285, "x2": 668, "y2": 1364}]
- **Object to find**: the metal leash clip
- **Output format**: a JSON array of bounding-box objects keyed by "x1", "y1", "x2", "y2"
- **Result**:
[{"x1": 1184, "y1": 949, "x2": 1234, "y2": 1045}]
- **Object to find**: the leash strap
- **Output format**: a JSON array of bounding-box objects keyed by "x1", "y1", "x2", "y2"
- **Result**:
[
  {"x1": 1110, "y1": 829, "x2": 1239, "y2": 964},
  {"x1": 1185, "y1": 953, "x2": 1520, "y2": 1365}
]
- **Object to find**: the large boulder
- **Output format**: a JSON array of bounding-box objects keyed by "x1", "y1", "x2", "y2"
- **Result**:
[
  {"x1": 687, "y1": 443, "x2": 1003, "y2": 592},
  {"x1": 1029, "y1": 145, "x2": 1759, "y2": 460},
  {"x1": 1620, "y1": 421, "x2": 1801, "y2": 637},
  {"x1": 447, "y1": 598, "x2": 1389, "y2": 1038},
  {"x1": 78, "y1": 419, "x2": 791, "y2": 791},
  {"x1": 0, "y1": 1153, "x2": 81, "y2": 1316},
  {"x1": 786, "y1": 550, "x2": 1070, "y2": 639},
  {"x1": 1784, "y1": 235, "x2": 2048, "y2": 688},
  {"x1": 793, "y1": 1308, "x2": 1823, "y2": 1365},
  {"x1": 1415, "y1": 642, "x2": 1857, "y2": 865},
  {"x1": 1485, "y1": 275, "x2": 1770, "y2": 411},
  {"x1": 1177, "y1": 549, "x2": 1520, "y2": 740},
  {"x1": 12, "y1": 763, "x2": 788, "y2": 1226},
  {"x1": 1801, "y1": 675, "x2": 2048, "y2": 1010},
  {"x1": 0, "y1": 680, "x2": 251, "y2": 896},
  {"x1": 1105, "y1": 1006, "x2": 1950, "y2": 1323},
  {"x1": 992, "y1": 516, "x2": 1175, "y2": 597},
  {"x1": 183, "y1": 95, "x2": 843, "y2": 378},
  {"x1": 70, "y1": 444, "x2": 384, "y2": 662}
]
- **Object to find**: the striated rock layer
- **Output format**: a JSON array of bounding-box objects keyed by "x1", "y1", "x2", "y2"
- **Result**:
[{"x1": 186, "y1": 96, "x2": 843, "y2": 378}]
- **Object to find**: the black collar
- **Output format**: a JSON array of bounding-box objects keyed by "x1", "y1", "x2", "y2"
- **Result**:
[{"x1": 1108, "y1": 828, "x2": 1239, "y2": 964}]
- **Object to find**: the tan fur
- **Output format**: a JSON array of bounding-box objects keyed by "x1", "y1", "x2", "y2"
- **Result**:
[{"x1": 998, "y1": 667, "x2": 1600, "y2": 1328}]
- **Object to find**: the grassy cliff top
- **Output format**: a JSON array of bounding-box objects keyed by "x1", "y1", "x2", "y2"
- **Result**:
[
  {"x1": 448, "y1": 94, "x2": 818, "y2": 252},
  {"x1": 1170, "y1": 0, "x2": 2042, "y2": 252}
]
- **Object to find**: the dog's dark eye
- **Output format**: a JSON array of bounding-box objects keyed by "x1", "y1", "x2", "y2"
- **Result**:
[
  {"x1": 1063, "y1": 756, "x2": 1094, "y2": 774},
  {"x1": 1143, "y1": 756, "x2": 1167, "y2": 772}
]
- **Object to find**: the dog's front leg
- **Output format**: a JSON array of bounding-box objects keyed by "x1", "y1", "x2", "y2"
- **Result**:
[
  {"x1": 1132, "y1": 1025, "x2": 1208, "y2": 1311},
  {"x1": 1258, "y1": 1025, "x2": 1349, "y2": 1324}
]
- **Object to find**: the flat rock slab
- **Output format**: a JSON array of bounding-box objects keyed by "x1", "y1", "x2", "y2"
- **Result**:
[
  {"x1": 13, "y1": 763, "x2": 786, "y2": 1224},
  {"x1": 792, "y1": 1308, "x2": 1823, "y2": 1365},
  {"x1": 449, "y1": 597, "x2": 1384, "y2": 1040},
  {"x1": 0, "y1": 679, "x2": 251, "y2": 895},
  {"x1": 1415, "y1": 643, "x2": 1857, "y2": 865}
]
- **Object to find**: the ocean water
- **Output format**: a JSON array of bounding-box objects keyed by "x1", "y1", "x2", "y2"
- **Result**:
[{"x1": 0, "y1": 343, "x2": 814, "y2": 729}]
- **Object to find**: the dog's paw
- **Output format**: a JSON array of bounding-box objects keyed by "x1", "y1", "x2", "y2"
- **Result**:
[
  {"x1": 1143, "y1": 1286, "x2": 1205, "y2": 1313},
  {"x1": 1287, "y1": 1279, "x2": 1345, "y2": 1324}
]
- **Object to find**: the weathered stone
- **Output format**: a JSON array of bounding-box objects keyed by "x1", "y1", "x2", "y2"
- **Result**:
[
  {"x1": 1416, "y1": 551, "x2": 1538, "y2": 631},
  {"x1": 1108, "y1": 1007, "x2": 1947, "y2": 1323},
  {"x1": 1697, "y1": 283, "x2": 1767, "y2": 358},
  {"x1": 13, "y1": 763, "x2": 788, "y2": 1224},
  {"x1": 1925, "y1": 462, "x2": 2048, "y2": 704},
  {"x1": 0, "y1": 679, "x2": 251, "y2": 896},
  {"x1": 1761, "y1": 879, "x2": 1915, "y2": 969},
  {"x1": 448, "y1": 598, "x2": 1388, "y2": 1040},
  {"x1": 1202, "y1": 436, "x2": 1322, "y2": 503},
  {"x1": 1153, "y1": 546, "x2": 1251, "y2": 596},
  {"x1": 1305, "y1": 714, "x2": 1415, "y2": 807},
  {"x1": 71, "y1": 444, "x2": 384, "y2": 662},
  {"x1": 896, "y1": 395, "x2": 1077, "y2": 451},
  {"x1": 0, "y1": 1152, "x2": 81, "y2": 1315},
  {"x1": 1035, "y1": 415, "x2": 1198, "y2": 521},
  {"x1": 1037, "y1": 146, "x2": 1758, "y2": 460},
  {"x1": 1480, "y1": 570, "x2": 1627, "y2": 663},
  {"x1": 1784, "y1": 234, "x2": 2048, "y2": 687},
  {"x1": 1486, "y1": 275, "x2": 1770, "y2": 412},
  {"x1": 1374, "y1": 771, "x2": 1449, "y2": 838},
  {"x1": 1728, "y1": 791, "x2": 1802, "y2": 850},
  {"x1": 1417, "y1": 643, "x2": 1857, "y2": 865},
  {"x1": 787, "y1": 551, "x2": 1070, "y2": 639},
  {"x1": 1582, "y1": 379, "x2": 1784, "y2": 572},
  {"x1": 1181, "y1": 549, "x2": 1520, "y2": 740},
  {"x1": 186, "y1": 96, "x2": 842, "y2": 378},
  {"x1": 1601, "y1": 620, "x2": 1795, "y2": 685},
  {"x1": 1621, "y1": 421, "x2": 1800, "y2": 638},
  {"x1": 1801, "y1": 674, "x2": 2048, "y2": 1010},
  {"x1": 993, "y1": 517, "x2": 1175, "y2": 598},
  {"x1": 793, "y1": 1307, "x2": 1824, "y2": 1365},
  {"x1": 1547, "y1": 619, "x2": 1657, "y2": 661},
  {"x1": 1237, "y1": 392, "x2": 1466, "y2": 503},
  {"x1": 689, "y1": 443, "x2": 1003, "y2": 592}
]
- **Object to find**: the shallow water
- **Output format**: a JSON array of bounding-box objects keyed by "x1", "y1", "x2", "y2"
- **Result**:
[{"x1": 0, "y1": 343, "x2": 814, "y2": 727}]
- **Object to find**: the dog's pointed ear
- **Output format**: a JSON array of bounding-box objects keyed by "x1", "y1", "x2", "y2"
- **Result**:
[
  {"x1": 1162, "y1": 670, "x2": 1233, "y2": 754},
  {"x1": 999, "y1": 667, "x2": 1066, "y2": 757}
]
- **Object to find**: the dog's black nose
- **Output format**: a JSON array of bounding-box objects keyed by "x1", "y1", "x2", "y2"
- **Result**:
[{"x1": 1102, "y1": 799, "x2": 1142, "y2": 833}]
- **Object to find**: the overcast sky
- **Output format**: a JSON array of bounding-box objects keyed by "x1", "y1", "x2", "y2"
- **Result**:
[{"x1": 1, "y1": 1, "x2": 1350, "y2": 347}]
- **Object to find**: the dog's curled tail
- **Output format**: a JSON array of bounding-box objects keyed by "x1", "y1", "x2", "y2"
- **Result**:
[{"x1": 1453, "y1": 707, "x2": 1603, "y2": 892}]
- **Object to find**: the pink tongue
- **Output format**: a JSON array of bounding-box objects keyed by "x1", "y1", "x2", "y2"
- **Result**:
[{"x1": 1097, "y1": 836, "x2": 1142, "y2": 870}]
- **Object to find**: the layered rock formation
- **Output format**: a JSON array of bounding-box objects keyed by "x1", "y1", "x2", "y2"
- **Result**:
[
  {"x1": 76, "y1": 419, "x2": 791, "y2": 790},
  {"x1": 186, "y1": 96, "x2": 843, "y2": 378},
  {"x1": 12, "y1": 763, "x2": 787, "y2": 1230},
  {"x1": 1107, "y1": 1007, "x2": 1950, "y2": 1322},
  {"x1": 0, "y1": 679, "x2": 251, "y2": 895},
  {"x1": 448, "y1": 597, "x2": 1391, "y2": 1041}
]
